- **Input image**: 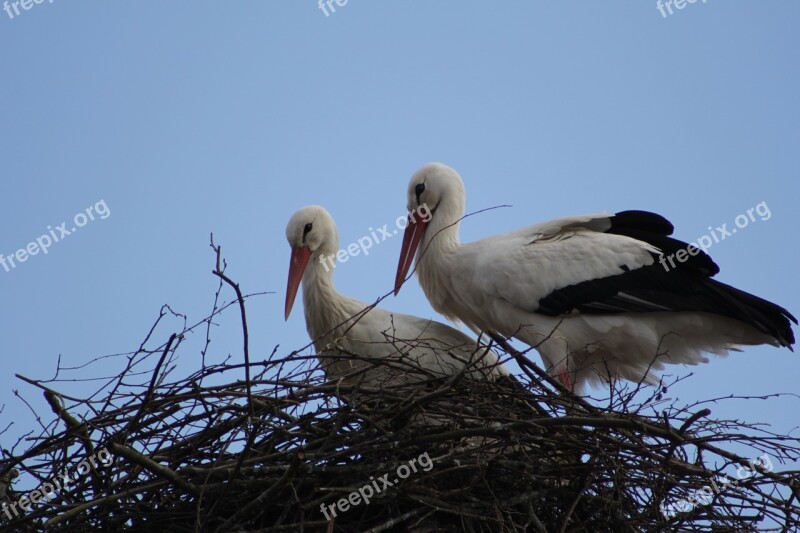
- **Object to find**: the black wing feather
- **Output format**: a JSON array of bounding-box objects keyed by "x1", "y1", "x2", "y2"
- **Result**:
[{"x1": 535, "y1": 211, "x2": 796, "y2": 347}]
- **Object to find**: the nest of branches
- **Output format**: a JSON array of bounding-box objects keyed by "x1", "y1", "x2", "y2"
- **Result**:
[{"x1": 2, "y1": 246, "x2": 799, "y2": 532}]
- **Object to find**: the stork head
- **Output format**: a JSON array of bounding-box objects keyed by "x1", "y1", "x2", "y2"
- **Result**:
[
  {"x1": 395, "y1": 162, "x2": 465, "y2": 295},
  {"x1": 284, "y1": 205, "x2": 338, "y2": 320}
]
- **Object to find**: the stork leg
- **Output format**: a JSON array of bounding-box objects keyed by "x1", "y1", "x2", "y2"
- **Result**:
[{"x1": 554, "y1": 362, "x2": 573, "y2": 391}]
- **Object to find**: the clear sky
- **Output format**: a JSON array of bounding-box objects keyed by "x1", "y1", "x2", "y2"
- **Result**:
[{"x1": 1, "y1": 2, "x2": 798, "y2": 463}]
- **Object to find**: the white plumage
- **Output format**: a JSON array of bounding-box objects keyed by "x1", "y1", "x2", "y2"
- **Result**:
[
  {"x1": 394, "y1": 163, "x2": 796, "y2": 392},
  {"x1": 284, "y1": 205, "x2": 509, "y2": 390}
]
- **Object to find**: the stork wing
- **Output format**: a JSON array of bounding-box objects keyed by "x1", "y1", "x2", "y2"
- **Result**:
[
  {"x1": 330, "y1": 300, "x2": 511, "y2": 380},
  {"x1": 455, "y1": 210, "x2": 795, "y2": 345}
]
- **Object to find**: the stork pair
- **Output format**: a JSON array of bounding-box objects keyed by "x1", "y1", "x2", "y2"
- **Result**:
[{"x1": 285, "y1": 163, "x2": 796, "y2": 394}]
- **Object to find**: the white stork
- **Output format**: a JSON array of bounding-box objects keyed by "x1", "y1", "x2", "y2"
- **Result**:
[
  {"x1": 394, "y1": 163, "x2": 796, "y2": 393},
  {"x1": 284, "y1": 205, "x2": 509, "y2": 391}
]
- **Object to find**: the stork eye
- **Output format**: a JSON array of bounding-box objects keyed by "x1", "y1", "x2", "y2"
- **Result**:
[
  {"x1": 414, "y1": 183, "x2": 426, "y2": 204},
  {"x1": 303, "y1": 223, "x2": 313, "y2": 236}
]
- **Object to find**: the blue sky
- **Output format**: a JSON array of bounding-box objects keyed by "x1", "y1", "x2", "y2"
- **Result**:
[{"x1": 1, "y1": 2, "x2": 798, "y2": 466}]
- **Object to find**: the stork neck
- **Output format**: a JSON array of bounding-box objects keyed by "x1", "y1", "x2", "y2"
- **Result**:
[
  {"x1": 419, "y1": 198, "x2": 462, "y2": 261},
  {"x1": 413, "y1": 199, "x2": 462, "y2": 314},
  {"x1": 301, "y1": 250, "x2": 353, "y2": 346}
]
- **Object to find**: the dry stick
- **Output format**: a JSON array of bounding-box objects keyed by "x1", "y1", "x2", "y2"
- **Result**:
[
  {"x1": 485, "y1": 328, "x2": 709, "y2": 504},
  {"x1": 408, "y1": 329, "x2": 794, "y2": 506},
  {"x1": 209, "y1": 236, "x2": 259, "y2": 491},
  {"x1": 5, "y1": 248, "x2": 798, "y2": 532},
  {"x1": 210, "y1": 236, "x2": 254, "y2": 420},
  {"x1": 485, "y1": 489, "x2": 549, "y2": 533},
  {"x1": 200, "y1": 274, "x2": 225, "y2": 383},
  {"x1": 44, "y1": 391, "x2": 94, "y2": 457},
  {"x1": 659, "y1": 407, "x2": 712, "y2": 473},
  {"x1": 214, "y1": 452, "x2": 303, "y2": 532},
  {"x1": 485, "y1": 330, "x2": 597, "y2": 414},
  {"x1": 485, "y1": 313, "x2": 776, "y2": 516},
  {"x1": 123, "y1": 333, "x2": 178, "y2": 441},
  {"x1": 43, "y1": 389, "x2": 106, "y2": 498},
  {"x1": 43, "y1": 479, "x2": 167, "y2": 528},
  {"x1": 559, "y1": 474, "x2": 590, "y2": 533},
  {"x1": 98, "y1": 305, "x2": 170, "y2": 414},
  {"x1": 15, "y1": 374, "x2": 86, "y2": 404},
  {"x1": 109, "y1": 442, "x2": 199, "y2": 496},
  {"x1": 389, "y1": 366, "x2": 469, "y2": 424},
  {"x1": 362, "y1": 508, "x2": 426, "y2": 533},
  {"x1": 230, "y1": 414, "x2": 263, "y2": 487}
]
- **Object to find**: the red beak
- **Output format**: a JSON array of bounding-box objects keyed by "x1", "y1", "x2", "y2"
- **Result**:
[
  {"x1": 285, "y1": 246, "x2": 312, "y2": 320},
  {"x1": 394, "y1": 214, "x2": 428, "y2": 295}
]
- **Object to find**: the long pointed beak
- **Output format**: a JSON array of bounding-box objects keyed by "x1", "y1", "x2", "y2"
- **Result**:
[
  {"x1": 285, "y1": 246, "x2": 312, "y2": 320},
  {"x1": 394, "y1": 215, "x2": 428, "y2": 295}
]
